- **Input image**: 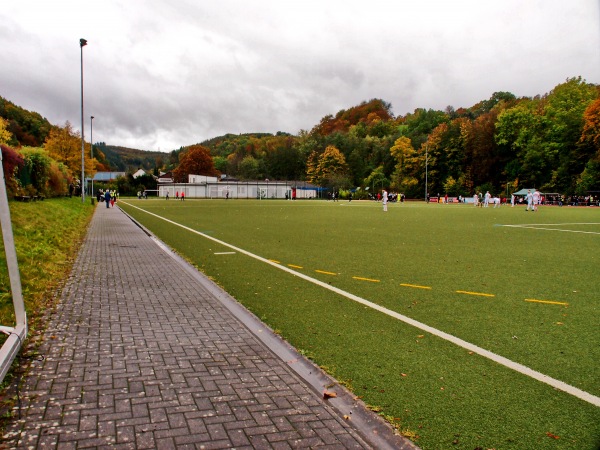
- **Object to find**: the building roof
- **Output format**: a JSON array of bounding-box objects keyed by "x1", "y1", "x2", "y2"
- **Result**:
[
  {"x1": 92, "y1": 172, "x2": 126, "y2": 181},
  {"x1": 132, "y1": 169, "x2": 147, "y2": 179}
]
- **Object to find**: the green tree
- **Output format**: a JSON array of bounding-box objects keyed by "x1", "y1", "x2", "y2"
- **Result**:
[
  {"x1": 364, "y1": 166, "x2": 390, "y2": 192},
  {"x1": 17, "y1": 147, "x2": 51, "y2": 196},
  {"x1": 495, "y1": 99, "x2": 546, "y2": 187},
  {"x1": 238, "y1": 155, "x2": 262, "y2": 180},
  {"x1": 402, "y1": 108, "x2": 449, "y2": 150},
  {"x1": 543, "y1": 77, "x2": 598, "y2": 191},
  {"x1": 213, "y1": 156, "x2": 228, "y2": 174}
]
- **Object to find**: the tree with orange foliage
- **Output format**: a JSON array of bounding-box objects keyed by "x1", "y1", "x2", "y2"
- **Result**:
[
  {"x1": 306, "y1": 146, "x2": 349, "y2": 187},
  {"x1": 44, "y1": 121, "x2": 96, "y2": 182},
  {"x1": 580, "y1": 97, "x2": 600, "y2": 151},
  {"x1": 173, "y1": 145, "x2": 218, "y2": 183}
]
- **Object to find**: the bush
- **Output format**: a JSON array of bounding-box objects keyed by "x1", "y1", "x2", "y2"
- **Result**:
[
  {"x1": 47, "y1": 162, "x2": 69, "y2": 197},
  {"x1": 0, "y1": 144, "x2": 24, "y2": 197}
]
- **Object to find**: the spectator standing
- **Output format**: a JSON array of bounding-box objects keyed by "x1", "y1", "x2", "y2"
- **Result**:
[{"x1": 382, "y1": 189, "x2": 388, "y2": 212}]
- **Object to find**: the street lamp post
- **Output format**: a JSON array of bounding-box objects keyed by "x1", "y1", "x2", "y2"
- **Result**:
[
  {"x1": 90, "y1": 115, "x2": 94, "y2": 198},
  {"x1": 425, "y1": 144, "x2": 428, "y2": 202},
  {"x1": 80, "y1": 38, "x2": 87, "y2": 203}
]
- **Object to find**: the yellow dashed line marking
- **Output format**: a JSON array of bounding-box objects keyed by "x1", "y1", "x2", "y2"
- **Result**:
[
  {"x1": 456, "y1": 290, "x2": 495, "y2": 298},
  {"x1": 525, "y1": 299, "x2": 569, "y2": 306},
  {"x1": 269, "y1": 259, "x2": 281, "y2": 264},
  {"x1": 352, "y1": 276, "x2": 380, "y2": 283},
  {"x1": 315, "y1": 270, "x2": 337, "y2": 276},
  {"x1": 400, "y1": 283, "x2": 432, "y2": 290},
  {"x1": 287, "y1": 264, "x2": 303, "y2": 269}
]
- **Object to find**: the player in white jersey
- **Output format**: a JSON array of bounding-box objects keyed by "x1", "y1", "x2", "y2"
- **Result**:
[{"x1": 532, "y1": 190, "x2": 541, "y2": 211}]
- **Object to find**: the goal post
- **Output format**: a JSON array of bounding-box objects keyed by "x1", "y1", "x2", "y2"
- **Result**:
[{"x1": 0, "y1": 150, "x2": 28, "y2": 383}]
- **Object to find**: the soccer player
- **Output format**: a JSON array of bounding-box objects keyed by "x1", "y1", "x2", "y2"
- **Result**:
[
  {"x1": 532, "y1": 190, "x2": 541, "y2": 211},
  {"x1": 526, "y1": 190, "x2": 533, "y2": 211}
]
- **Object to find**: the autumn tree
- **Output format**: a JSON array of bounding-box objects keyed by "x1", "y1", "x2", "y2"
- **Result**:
[
  {"x1": 306, "y1": 146, "x2": 349, "y2": 188},
  {"x1": 464, "y1": 107, "x2": 505, "y2": 190},
  {"x1": 1, "y1": 144, "x2": 24, "y2": 196},
  {"x1": 0, "y1": 96, "x2": 53, "y2": 146},
  {"x1": 44, "y1": 121, "x2": 96, "y2": 182},
  {"x1": 390, "y1": 136, "x2": 422, "y2": 196},
  {"x1": 575, "y1": 97, "x2": 600, "y2": 193},
  {"x1": 580, "y1": 97, "x2": 600, "y2": 150},
  {"x1": 305, "y1": 151, "x2": 320, "y2": 185},
  {"x1": 0, "y1": 117, "x2": 12, "y2": 145},
  {"x1": 173, "y1": 145, "x2": 218, "y2": 182},
  {"x1": 310, "y1": 99, "x2": 393, "y2": 136}
]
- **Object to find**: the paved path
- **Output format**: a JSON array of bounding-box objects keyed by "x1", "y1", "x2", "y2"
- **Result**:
[{"x1": 2, "y1": 205, "x2": 416, "y2": 449}]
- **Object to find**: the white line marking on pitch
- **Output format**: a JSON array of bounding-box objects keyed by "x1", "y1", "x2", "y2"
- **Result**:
[
  {"x1": 500, "y1": 223, "x2": 600, "y2": 235},
  {"x1": 122, "y1": 202, "x2": 600, "y2": 407}
]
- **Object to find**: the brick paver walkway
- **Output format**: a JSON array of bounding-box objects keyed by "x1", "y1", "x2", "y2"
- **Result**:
[{"x1": 2, "y1": 205, "x2": 416, "y2": 449}]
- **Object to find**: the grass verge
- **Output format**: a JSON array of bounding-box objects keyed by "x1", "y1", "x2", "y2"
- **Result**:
[{"x1": 0, "y1": 198, "x2": 95, "y2": 423}]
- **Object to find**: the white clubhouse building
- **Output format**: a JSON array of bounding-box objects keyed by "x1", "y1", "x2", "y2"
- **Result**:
[{"x1": 157, "y1": 175, "x2": 319, "y2": 200}]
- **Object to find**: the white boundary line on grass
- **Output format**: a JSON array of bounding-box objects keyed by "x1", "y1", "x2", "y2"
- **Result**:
[
  {"x1": 500, "y1": 222, "x2": 600, "y2": 235},
  {"x1": 122, "y1": 202, "x2": 600, "y2": 408}
]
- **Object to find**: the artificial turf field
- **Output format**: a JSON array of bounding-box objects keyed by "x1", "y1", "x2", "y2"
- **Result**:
[{"x1": 118, "y1": 198, "x2": 600, "y2": 449}]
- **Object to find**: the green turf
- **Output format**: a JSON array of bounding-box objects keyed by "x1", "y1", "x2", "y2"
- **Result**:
[{"x1": 119, "y1": 198, "x2": 600, "y2": 450}]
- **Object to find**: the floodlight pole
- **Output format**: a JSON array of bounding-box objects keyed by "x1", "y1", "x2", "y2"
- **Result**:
[
  {"x1": 90, "y1": 115, "x2": 94, "y2": 197},
  {"x1": 80, "y1": 38, "x2": 87, "y2": 203},
  {"x1": 425, "y1": 144, "x2": 428, "y2": 202}
]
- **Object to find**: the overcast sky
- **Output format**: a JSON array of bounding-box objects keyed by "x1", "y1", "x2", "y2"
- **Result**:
[{"x1": 2, "y1": 0, "x2": 599, "y2": 152}]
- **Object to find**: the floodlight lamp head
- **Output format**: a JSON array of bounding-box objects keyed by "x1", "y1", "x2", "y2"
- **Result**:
[{"x1": 80, "y1": 38, "x2": 88, "y2": 47}]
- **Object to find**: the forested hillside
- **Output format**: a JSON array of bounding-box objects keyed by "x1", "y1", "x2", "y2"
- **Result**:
[
  {"x1": 0, "y1": 96, "x2": 53, "y2": 147},
  {"x1": 190, "y1": 78, "x2": 599, "y2": 197},
  {"x1": 96, "y1": 144, "x2": 165, "y2": 172},
  {"x1": 2, "y1": 75, "x2": 599, "y2": 198}
]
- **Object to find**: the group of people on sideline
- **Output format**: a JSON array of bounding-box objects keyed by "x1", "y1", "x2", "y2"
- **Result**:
[
  {"x1": 96, "y1": 189, "x2": 118, "y2": 208},
  {"x1": 165, "y1": 191, "x2": 185, "y2": 200}
]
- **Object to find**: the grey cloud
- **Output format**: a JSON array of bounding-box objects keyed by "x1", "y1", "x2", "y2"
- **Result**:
[{"x1": 1, "y1": 0, "x2": 598, "y2": 151}]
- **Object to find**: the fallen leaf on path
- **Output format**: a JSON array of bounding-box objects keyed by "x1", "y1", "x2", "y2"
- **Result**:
[{"x1": 323, "y1": 390, "x2": 337, "y2": 399}]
